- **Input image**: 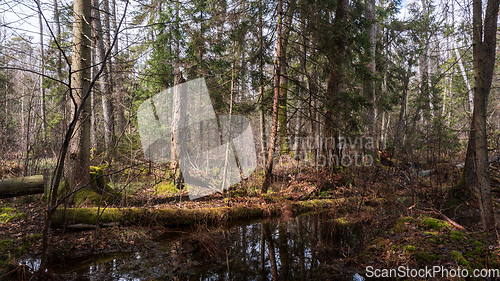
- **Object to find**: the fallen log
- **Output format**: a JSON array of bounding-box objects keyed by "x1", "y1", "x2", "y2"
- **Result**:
[
  {"x1": 51, "y1": 198, "x2": 359, "y2": 228},
  {"x1": 0, "y1": 175, "x2": 45, "y2": 199},
  {"x1": 416, "y1": 155, "x2": 500, "y2": 178}
]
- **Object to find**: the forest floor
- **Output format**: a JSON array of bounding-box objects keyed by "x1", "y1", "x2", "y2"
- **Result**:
[{"x1": 1, "y1": 154, "x2": 500, "y2": 280}]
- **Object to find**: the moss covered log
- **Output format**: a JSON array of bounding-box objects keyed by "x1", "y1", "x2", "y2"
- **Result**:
[
  {"x1": 0, "y1": 175, "x2": 45, "y2": 199},
  {"x1": 52, "y1": 198, "x2": 357, "y2": 228}
]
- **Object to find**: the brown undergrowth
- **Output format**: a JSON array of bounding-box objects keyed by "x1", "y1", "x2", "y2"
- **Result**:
[{"x1": 0, "y1": 158, "x2": 499, "y2": 280}]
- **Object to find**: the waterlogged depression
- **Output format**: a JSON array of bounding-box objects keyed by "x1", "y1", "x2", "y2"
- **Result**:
[{"x1": 38, "y1": 212, "x2": 368, "y2": 280}]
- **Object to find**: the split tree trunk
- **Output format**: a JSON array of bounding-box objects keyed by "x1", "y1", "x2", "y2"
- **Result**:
[{"x1": 465, "y1": 0, "x2": 499, "y2": 231}]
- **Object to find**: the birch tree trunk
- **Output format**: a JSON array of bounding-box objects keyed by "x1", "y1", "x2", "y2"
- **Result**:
[{"x1": 454, "y1": 41, "x2": 473, "y2": 111}]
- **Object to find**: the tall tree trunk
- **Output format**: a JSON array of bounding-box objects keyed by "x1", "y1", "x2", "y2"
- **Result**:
[
  {"x1": 112, "y1": 0, "x2": 126, "y2": 136},
  {"x1": 92, "y1": 0, "x2": 113, "y2": 157},
  {"x1": 466, "y1": 0, "x2": 499, "y2": 230},
  {"x1": 90, "y1": 0, "x2": 102, "y2": 155},
  {"x1": 171, "y1": 68, "x2": 186, "y2": 189},
  {"x1": 262, "y1": 0, "x2": 283, "y2": 193},
  {"x1": 102, "y1": 0, "x2": 115, "y2": 158},
  {"x1": 308, "y1": 40, "x2": 317, "y2": 164},
  {"x1": 66, "y1": 0, "x2": 92, "y2": 191},
  {"x1": 44, "y1": 0, "x2": 92, "y2": 271},
  {"x1": 90, "y1": 46, "x2": 97, "y2": 154},
  {"x1": 293, "y1": 13, "x2": 307, "y2": 161},
  {"x1": 420, "y1": 0, "x2": 432, "y2": 122},
  {"x1": 396, "y1": 59, "x2": 413, "y2": 153},
  {"x1": 365, "y1": 0, "x2": 376, "y2": 155},
  {"x1": 278, "y1": 1, "x2": 294, "y2": 154},
  {"x1": 54, "y1": 0, "x2": 62, "y2": 79},
  {"x1": 325, "y1": 0, "x2": 348, "y2": 162},
  {"x1": 37, "y1": 0, "x2": 46, "y2": 142},
  {"x1": 258, "y1": 0, "x2": 267, "y2": 166}
]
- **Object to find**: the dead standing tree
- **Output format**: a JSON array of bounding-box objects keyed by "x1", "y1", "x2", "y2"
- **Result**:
[{"x1": 171, "y1": 68, "x2": 186, "y2": 190}]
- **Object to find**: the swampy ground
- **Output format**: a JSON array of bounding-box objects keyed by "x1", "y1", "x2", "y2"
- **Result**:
[{"x1": 1, "y1": 156, "x2": 500, "y2": 280}]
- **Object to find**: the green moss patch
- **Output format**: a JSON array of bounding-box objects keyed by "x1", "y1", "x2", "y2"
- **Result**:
[
  {"x1": 156, "y1": 181, "x2": 179, "y2": 195},
  {"x1": 90, "y1": 166, "x2": 106, "y2": 189},
  {"x1": 420, "y1": 216, "x2": 450, "y2": 231},
  {"x1": 404, "y1": 245, "x2": 416, "y2": 252},
  {"x1": 449, "y1": 230, "x2": 467, "y2": 242},
  {"x1": 427, "y1": 236, "x2": 443, "y2": 244},
  {"x1": 0, "y1": 207, "x2": 24, "y2": 224},
  {"x1": 0, "y1": 239, "x2": 13, "y2": 251},
  {"x1": 61, "y1": 166, "x2": 122, "y2": 207},
  {"x1": 451, "y1": 250, "x2": 469, "y2": 266},
  {"x1": 334, "y1": 217, "x2": 349, "y2": 225}
]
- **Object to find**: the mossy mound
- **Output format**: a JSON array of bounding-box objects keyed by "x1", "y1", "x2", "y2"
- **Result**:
[
  {"x1": 90, "y1": 166, "x2": 107, "y2": 190},
  {"x1": 57, "y1": 166, "x2": 121, "y2": 207},
  {"x1": 419, "y1": 216, "x2": 450, "y2": 231},
  {"x1": 356, "y1": 210, "x2": 500, "y2": 275},
  {"x1": 155, "y1": 181, "x2": 180, "y2": 195},
  {"x1": 451, "y1": 250, "x2": 469, "y2": 266}
]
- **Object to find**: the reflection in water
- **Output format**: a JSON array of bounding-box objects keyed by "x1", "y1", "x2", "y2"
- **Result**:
[{"x1": 49, "y1": 212, "x2": 366, "y2": 280}]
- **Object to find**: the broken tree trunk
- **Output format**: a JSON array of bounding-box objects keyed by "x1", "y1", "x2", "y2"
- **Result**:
[{"x1": 0, "y1": 175, "x2": 45, "y2": 199}]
